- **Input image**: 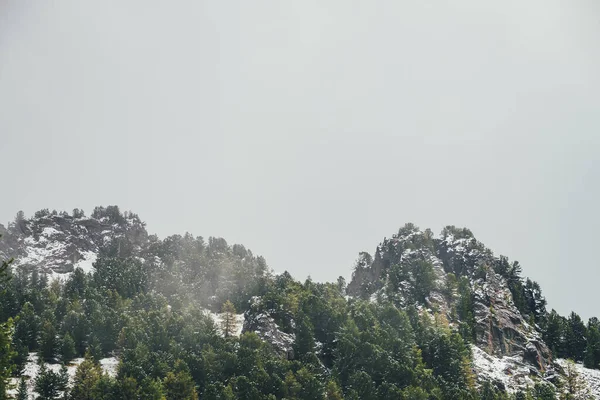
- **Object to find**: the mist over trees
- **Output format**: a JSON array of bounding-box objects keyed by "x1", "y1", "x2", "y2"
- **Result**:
[{"x1": 0, "y1": 210, "x2": 597, "y2": 399}]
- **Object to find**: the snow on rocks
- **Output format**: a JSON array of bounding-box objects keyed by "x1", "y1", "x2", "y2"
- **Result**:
[
  {"x1": 471, "y1": 345, "x2": 536, "y2": 393},
  {"x1": 73, "y1": 250, "x2": 97, "y2": 274}
]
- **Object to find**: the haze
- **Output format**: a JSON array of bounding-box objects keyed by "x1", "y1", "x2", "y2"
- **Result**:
[{"x1": 0, "y1": 1, "x2": 599, "y2": 320}]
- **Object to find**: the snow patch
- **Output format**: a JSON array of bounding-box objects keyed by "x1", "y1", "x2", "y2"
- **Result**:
[
  {"x1": 100, "y1": 357, "x2": 119, "y2": 378},
  {"x1": 74, "y1": 251, "x2": 97, "y2": 274},
  {"x1": 7, "y1": 353, "x2": 118, "y2": 399},
  {"x1": 556, "y1": 359, "x2": 600, "y2": 399},
  {"x1": 201, "y1": 308, "x2": 245, "y2": 337},
  {"x1": 471, "y1": 345, "x2": 535, "y2": 393}
]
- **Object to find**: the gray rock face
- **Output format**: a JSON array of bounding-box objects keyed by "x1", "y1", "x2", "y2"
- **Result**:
[
  {"x1": 0, "y1": 209, "x2": 147, "y2": 277},
  {"x1": 242, "y1": 297, "x2": 295, "y2": 359},
  {"x1": 471, "y1": 269, "x2": 551, "y2": 372}
]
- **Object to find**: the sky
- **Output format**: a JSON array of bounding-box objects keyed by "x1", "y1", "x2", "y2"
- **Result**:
[{"x1": 0, "y1": 1, "x2": 599, "y2": 319}]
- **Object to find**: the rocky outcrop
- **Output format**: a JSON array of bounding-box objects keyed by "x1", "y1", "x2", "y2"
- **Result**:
[
  {"x1": 347, "y1": 224, "x2": 559, "y2": 393},
  {"x1": 472, "y1": 269, "x2": 551, "y2": 371},
  {"x1": 0, "y1": 208, "x2": 148, "y2": 278},
  {"x1": 242, "y1": 297, "x2": 295, "y2": 359}
]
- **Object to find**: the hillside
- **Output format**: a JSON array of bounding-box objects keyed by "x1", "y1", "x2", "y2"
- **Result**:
[{"x1": 0, "y1": 207, "x2": 598, "y2": 399}]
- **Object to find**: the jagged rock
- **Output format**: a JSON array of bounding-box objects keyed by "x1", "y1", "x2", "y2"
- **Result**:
[
  {"x1": 0, "y1": 208, "x2": 147, "y2": 279},
  {"x1": 347, "y1": 224, "x2": 558, "y2": 393},
  {"x1": 242, "y1": 297, "x2": 295, "y2": 359},
  {"x1": 471, "y1": 269, "x2": 551, "y2": 372},
  {"x1": 243, "y1": 310, "x2": 295, "y2": 359}
]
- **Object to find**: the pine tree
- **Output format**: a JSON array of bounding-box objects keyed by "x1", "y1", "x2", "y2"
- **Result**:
[
  {"x1": 220, "y1": 300, "x2": 237, "y2": 338},
  {"x1": 70, "y1": 353, "x2": 102, "y2": 400},
  {"x1": 565, "y1": 312, "x2": 587, "y2": 361},
  {"x1": 61, "y1": 333, "x2": 76, "y2": 363},
  {"x1": 561, "y1": 359, "x2": 592, "y2": 399},
  {"x1": 294, "y1": 312, "x2": 315, "y2": 358},
  {"x1": 16, "y1": 376, "x2": 28, "y2": 400},
  {"x1": 533, "y1": 383, "x2": 556, "y2": 400},
  {"x1": 325, "y1": 380, "x2": 343, "y2": 400},
  {"x1": 34, "y1": 362, "x2": 68, "y2": 400},
  {"x1": 163, "y1": 361, "x2": 198, "y2": 400},
  {"x1": 39, "y1": 320, "x2": 58, "y2": 362},
  {"x1": 0, "y1": 244, "x2": 14, "y2": 400},
  {"x1": 138, "y1": 378, "x2": 165, "y2": 400},
  {"x1": 584, "y1": 318, "x2": 600, "y2": 369}
]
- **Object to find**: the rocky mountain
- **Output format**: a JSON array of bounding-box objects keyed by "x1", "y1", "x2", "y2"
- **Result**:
[
  {"x1": 0, "y1": 207, "x2": 147, "y2": 279},
  {"x1": 347, "y1": 223, "x2": 598, "y2": 397},
  {"x1": 1, "y1": 208, "x2": 598, "y2": 399}
]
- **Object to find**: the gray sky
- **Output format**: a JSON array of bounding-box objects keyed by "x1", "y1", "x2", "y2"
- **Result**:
[{"x1": 1, "y1": 1, "x2": 599, "y2": 319}]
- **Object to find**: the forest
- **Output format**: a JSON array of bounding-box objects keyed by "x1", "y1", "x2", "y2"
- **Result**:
[{"x1": 0, "y1": 207, "x2": 597, "y2": 399}]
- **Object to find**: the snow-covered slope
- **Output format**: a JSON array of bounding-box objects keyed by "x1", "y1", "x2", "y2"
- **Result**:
[
  {"x1": 556, "y1": 359, "x2": 600, "y2": 399},
  {"x1": 0, "y1": 208, "x2": 147, "y2": 280},
  {"x1": 6, "y1": 353, "x2": 118, "y2": 400}
]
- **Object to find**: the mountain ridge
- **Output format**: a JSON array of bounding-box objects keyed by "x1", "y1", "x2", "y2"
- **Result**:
[{"x1": 1, "y1": 206, "x2": 598, "y2": 399}]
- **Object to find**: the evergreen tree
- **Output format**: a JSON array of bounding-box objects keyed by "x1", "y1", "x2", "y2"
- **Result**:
[
  {"x1": 163, "y1": 361, "x2": 198, "y2": 400},
  {"x1": 34, "y1": 362, "x2": 68, "y2": 400},
  {"x1": 294, "y1": 312, "x2": 315, "y2": 358},
  {"x1": 565, "y1": 312, "x2": 587, "y2": 361},
  {"x1": 39, "y1": 320, "x2": 59, "y2": 362},
  {"x1": 61, "y1": 333, "x2": 76, "y2": 363},
  {"x1": 138, "y1": 378, "x2": 165, "y2": 400},
  {"x1": 70, "y1": 353, "x2": 102, "y2": 400},
  {"x1": 113, "y1": 376, "x2": 138, "y2": 400},
  {"x1": 0, "y1": 245, "x2": 14, "y2": 400},
  {"x1": 16, "y1": 376, "x2": 28, "y2": 400},
  {"x1": 220, "y1": 300, "x2": 237, "y2": 338},
  {"x1": 584, "y1": 318, "x2": 600, "y2": 369},
  {"x1": 543, "y1": 310, "x2": 565, "y2": 358},
  {"x1": 325, "y1": 380, "x2": 343, "y2": 400},
  {"x1": 533, "y1": 383, "x2": 556, "y2": 400},
  {"x1": 561, "y1": 359, "x2": 591, "y2": 399}
]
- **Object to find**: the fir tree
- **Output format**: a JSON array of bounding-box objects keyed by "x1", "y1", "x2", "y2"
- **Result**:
[
  {"x1": 16, "y1": 376, "x2": 28, "y2": 400},
  {"x1": 220, "y1": 300, "x2": 237, "y2": 338},
  {"x1": 163, "y1": 361, "x2": 198, "y2": 400},
  {"x1": 34, "y1": 362, "x2": 68, "y2": 400},
  {"x1": 60, "y1": 333, "x2": 76, "y2": 363},
  {"x1": 70, "y1": 352, "x2": 101, "y2": 400},
  {"x1": 0, "y1": 244, "x2": 14, "y2": 400},
  {"x1": 325, "y1": 380, "x2": 343, "y2": 400}
]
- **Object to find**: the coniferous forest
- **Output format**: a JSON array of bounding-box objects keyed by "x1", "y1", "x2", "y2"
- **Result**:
[{"x1": 0, "y1": 207, "x2": 598, "y2": 399}]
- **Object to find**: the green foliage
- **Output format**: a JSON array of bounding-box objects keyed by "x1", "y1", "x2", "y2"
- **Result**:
[
  {"x1": 34, "y1": 362, "x2": 68, "y2": 400},
  {"x1": 0, "y1": 245, "x2": 14, "y2": 399},
  {"x1": 16, "y1": 376, "x2": 27, "y2": 400},
  {"x1": 533, "y1": 382, "x2": 556, "y2": 400},
  {"x1": 163, "y1": 368, "x2": 198, "y2": 400},
  {"x1": 8, "y1": 215, "x2": 600, "y2": 400},
  {"x1": 60, "y1": 332, "x2": 76, "y2": 363},
  {"x1": 584, "y1": 318, "x2": 600, "y2": 369},
  {"x1": 39, "y1": 320, "x2": 59, "y2": 362},
  {"x1": 457, "y1": 277, "x2": 476, "y2": 342},
  {"x1": 220, "y1": 300, "x2": 237, "y2": 338},
  {"x1": 70, "y1": 353, "x2": 102, "y2": 400}
]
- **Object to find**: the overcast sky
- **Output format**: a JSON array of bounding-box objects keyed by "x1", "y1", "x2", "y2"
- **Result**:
[{"x1": 1, "y1": 1, "x2": 599, "y2": 319}]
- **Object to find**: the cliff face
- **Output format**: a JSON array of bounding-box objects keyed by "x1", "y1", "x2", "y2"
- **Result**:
[
  {"x1": 347, "y1": 224, "x2": 556, "y2": 393},
  {"x1": 0, "y1": 207, "x2": 147, "y2": 280}
]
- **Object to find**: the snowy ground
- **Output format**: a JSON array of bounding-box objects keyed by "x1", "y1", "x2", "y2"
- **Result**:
[
  {"x1": 6, "y1": 353, "x2": 118, "y2": 399},
  {"x1": 471, "y1": 345, "x2": 536, "y2": 393},
  {"x1": 201, "y1": 308, "x2": 245, "y2": 337},
  {"x1": 556, "y1": 359, "x2": 600, "y2": 399}
]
